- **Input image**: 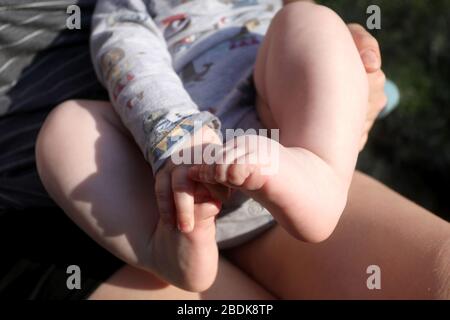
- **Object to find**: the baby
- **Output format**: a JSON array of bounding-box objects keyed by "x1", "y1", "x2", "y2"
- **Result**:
[{"x1": 72, "y1": 0, "x2": 368, "y2": 291}]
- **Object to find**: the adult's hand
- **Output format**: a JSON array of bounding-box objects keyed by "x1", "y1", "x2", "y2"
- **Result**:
[{"x1": 347, "y1": 23, "x2": 387, "y2": 150}]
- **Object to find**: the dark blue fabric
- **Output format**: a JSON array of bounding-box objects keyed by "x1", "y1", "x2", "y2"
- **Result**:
[{"x1": 0, "y1": 0, "x2": 108, "y2": 210}]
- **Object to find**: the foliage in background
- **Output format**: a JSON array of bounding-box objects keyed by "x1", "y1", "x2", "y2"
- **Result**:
[{"x1": 319, "y1": 0, "x2": 450, "y2": 219}]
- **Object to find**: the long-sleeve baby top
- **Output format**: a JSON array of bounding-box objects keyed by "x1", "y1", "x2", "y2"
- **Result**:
[{"x1": 91, "y1": 0, "x2": 281, "y2": 173}]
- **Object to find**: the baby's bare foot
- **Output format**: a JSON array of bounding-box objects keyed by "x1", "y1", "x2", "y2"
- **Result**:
[
  {"x1": 149, "y1": 126, "x2": 224, "y2": 292},
  {"x1": 149, "y1": 201, "x2": 219, "y2": 292},
  {"x1": 149, "y1": 166, "x2": 223, "y2": 292},
  {"x1": 189, "y1": 135, "x2": 348, "y2": 242}
]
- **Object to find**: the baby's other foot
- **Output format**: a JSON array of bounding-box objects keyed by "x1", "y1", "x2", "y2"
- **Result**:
[{"x1": 189, "y1": 135, "x2": 348, "y2": 242}]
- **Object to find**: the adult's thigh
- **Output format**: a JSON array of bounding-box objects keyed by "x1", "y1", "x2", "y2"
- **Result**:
[
  {"x1": 89, "y1": 257, "x2": 275, "y2": 300},
  {"x1": 226, "y1": 172, "x2": 450, "y2": 299}
]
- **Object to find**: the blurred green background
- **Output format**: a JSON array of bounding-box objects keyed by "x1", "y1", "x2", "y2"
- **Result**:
[{"x1": 318, "y1": 0, "x2": 450, "y2": 221}]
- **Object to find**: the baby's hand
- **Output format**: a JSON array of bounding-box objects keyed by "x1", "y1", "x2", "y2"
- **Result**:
[{"x1": 154, "y1": 125, "x2": 229, "y2": 233}]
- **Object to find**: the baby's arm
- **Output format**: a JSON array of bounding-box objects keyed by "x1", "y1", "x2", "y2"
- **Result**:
[
  {"x1": 85, "y1": 0, "x2": 226, "y2": 291},
  {"x1": 91, "y1": 0, "x2": 226, "y2": 233},
  {"x1": 91, "y1": 0, "x2": 220, "y2": 174}
]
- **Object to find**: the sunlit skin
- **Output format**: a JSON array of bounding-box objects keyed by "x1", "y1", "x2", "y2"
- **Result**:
[
  {"x1": 153, "y1": 2, "x2": 370, "y2": 290},
  {"x1": 36, "y1": 1, "x2": 397, "y2": 294}
]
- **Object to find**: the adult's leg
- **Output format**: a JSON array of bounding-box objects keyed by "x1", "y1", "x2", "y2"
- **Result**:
[
  {"x1": 226, "y1": 171, "x2": 450, "y2": 299},
  {"x1": 89, "y1": 257, "x2": 274, "y2": 300}
]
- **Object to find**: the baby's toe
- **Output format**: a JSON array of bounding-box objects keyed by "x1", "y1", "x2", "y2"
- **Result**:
[{"x1": 226, "y1": 163, "x2": 251, "y2": 187}]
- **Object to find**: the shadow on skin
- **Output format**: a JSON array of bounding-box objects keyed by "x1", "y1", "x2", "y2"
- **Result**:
[
  {"x1": 63, "y1": 101, "x2": 276, "y2": 298},
  {"x1": 65, "y1": 100, "x2": 169, "y2": 291}
]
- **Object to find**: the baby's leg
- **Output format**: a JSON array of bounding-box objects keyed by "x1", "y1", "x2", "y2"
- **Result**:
[
  {"x1": 255, "y1": 2, "x2": 368, "y2": 170},
  {"x1": 252, "y1": 3, "x2": 368, "y2": 240},
  {"x1": 191, "y1": 3, "x2": 368, "y2": 242},
  {"x1": 36, "y1": 100, "x2": 219, "y2": 292}
]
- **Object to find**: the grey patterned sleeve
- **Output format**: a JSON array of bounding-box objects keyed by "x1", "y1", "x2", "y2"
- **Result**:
[{"x1": 90, "y1": 0, "x2": 220, "y2": 174}]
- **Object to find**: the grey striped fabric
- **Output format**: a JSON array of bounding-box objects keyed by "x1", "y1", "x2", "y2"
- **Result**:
[{"x1": 0, "y1": 0, "x2": 108, "y2": 210}]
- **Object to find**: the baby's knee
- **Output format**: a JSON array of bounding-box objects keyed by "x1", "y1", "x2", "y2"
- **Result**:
[
  {"x1": 273, "y1": 2, "x2": 346, "y2": 34},
  {"x1": 35, "y1": 100, "x2": 109, "y2": 178},
  {"x1": 37, "y1": 99, "x2": 111, "y2": 142},
  {"x1": 36, "y1": 100, "x2": 83, "y2": 176},
  {"x1": 37, "y1": 100, "x2": 88, "y2": 150}
]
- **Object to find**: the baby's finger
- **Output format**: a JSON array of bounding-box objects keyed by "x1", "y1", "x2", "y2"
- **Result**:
[
  {"x1": 172, "y1": 166, "x2": 195, "y2": 233},
  {"x1": 194, "y1": 201, "x2": 222, "y2": 221},
  {"x1": 188, "y1": 165, "x2": 201, "y2": 181},
  {"x1": 189, "y1": 165, "x2": 215, "y2": 184},
  {"x1": 200, "y1": 163, "x2": 218, "y2": 184},
  {"x1": 154, "y1": 171, "x2": 175, "y2": 225},
  {"x1": 190, "y1": 171, "x2": 231, "y2": 202},
  {"x1": 347, "y1": 23, "x2": 382, "y2": 73},
  {"x1": 203, "y1": 183, "x2": 232, "y2": 202},
  {"x1": 193, "y1": 183, "x2": 211, "y2": 202},
  {"x1": 368, "y1": 70, "x2": 387, "y2": 118}
]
